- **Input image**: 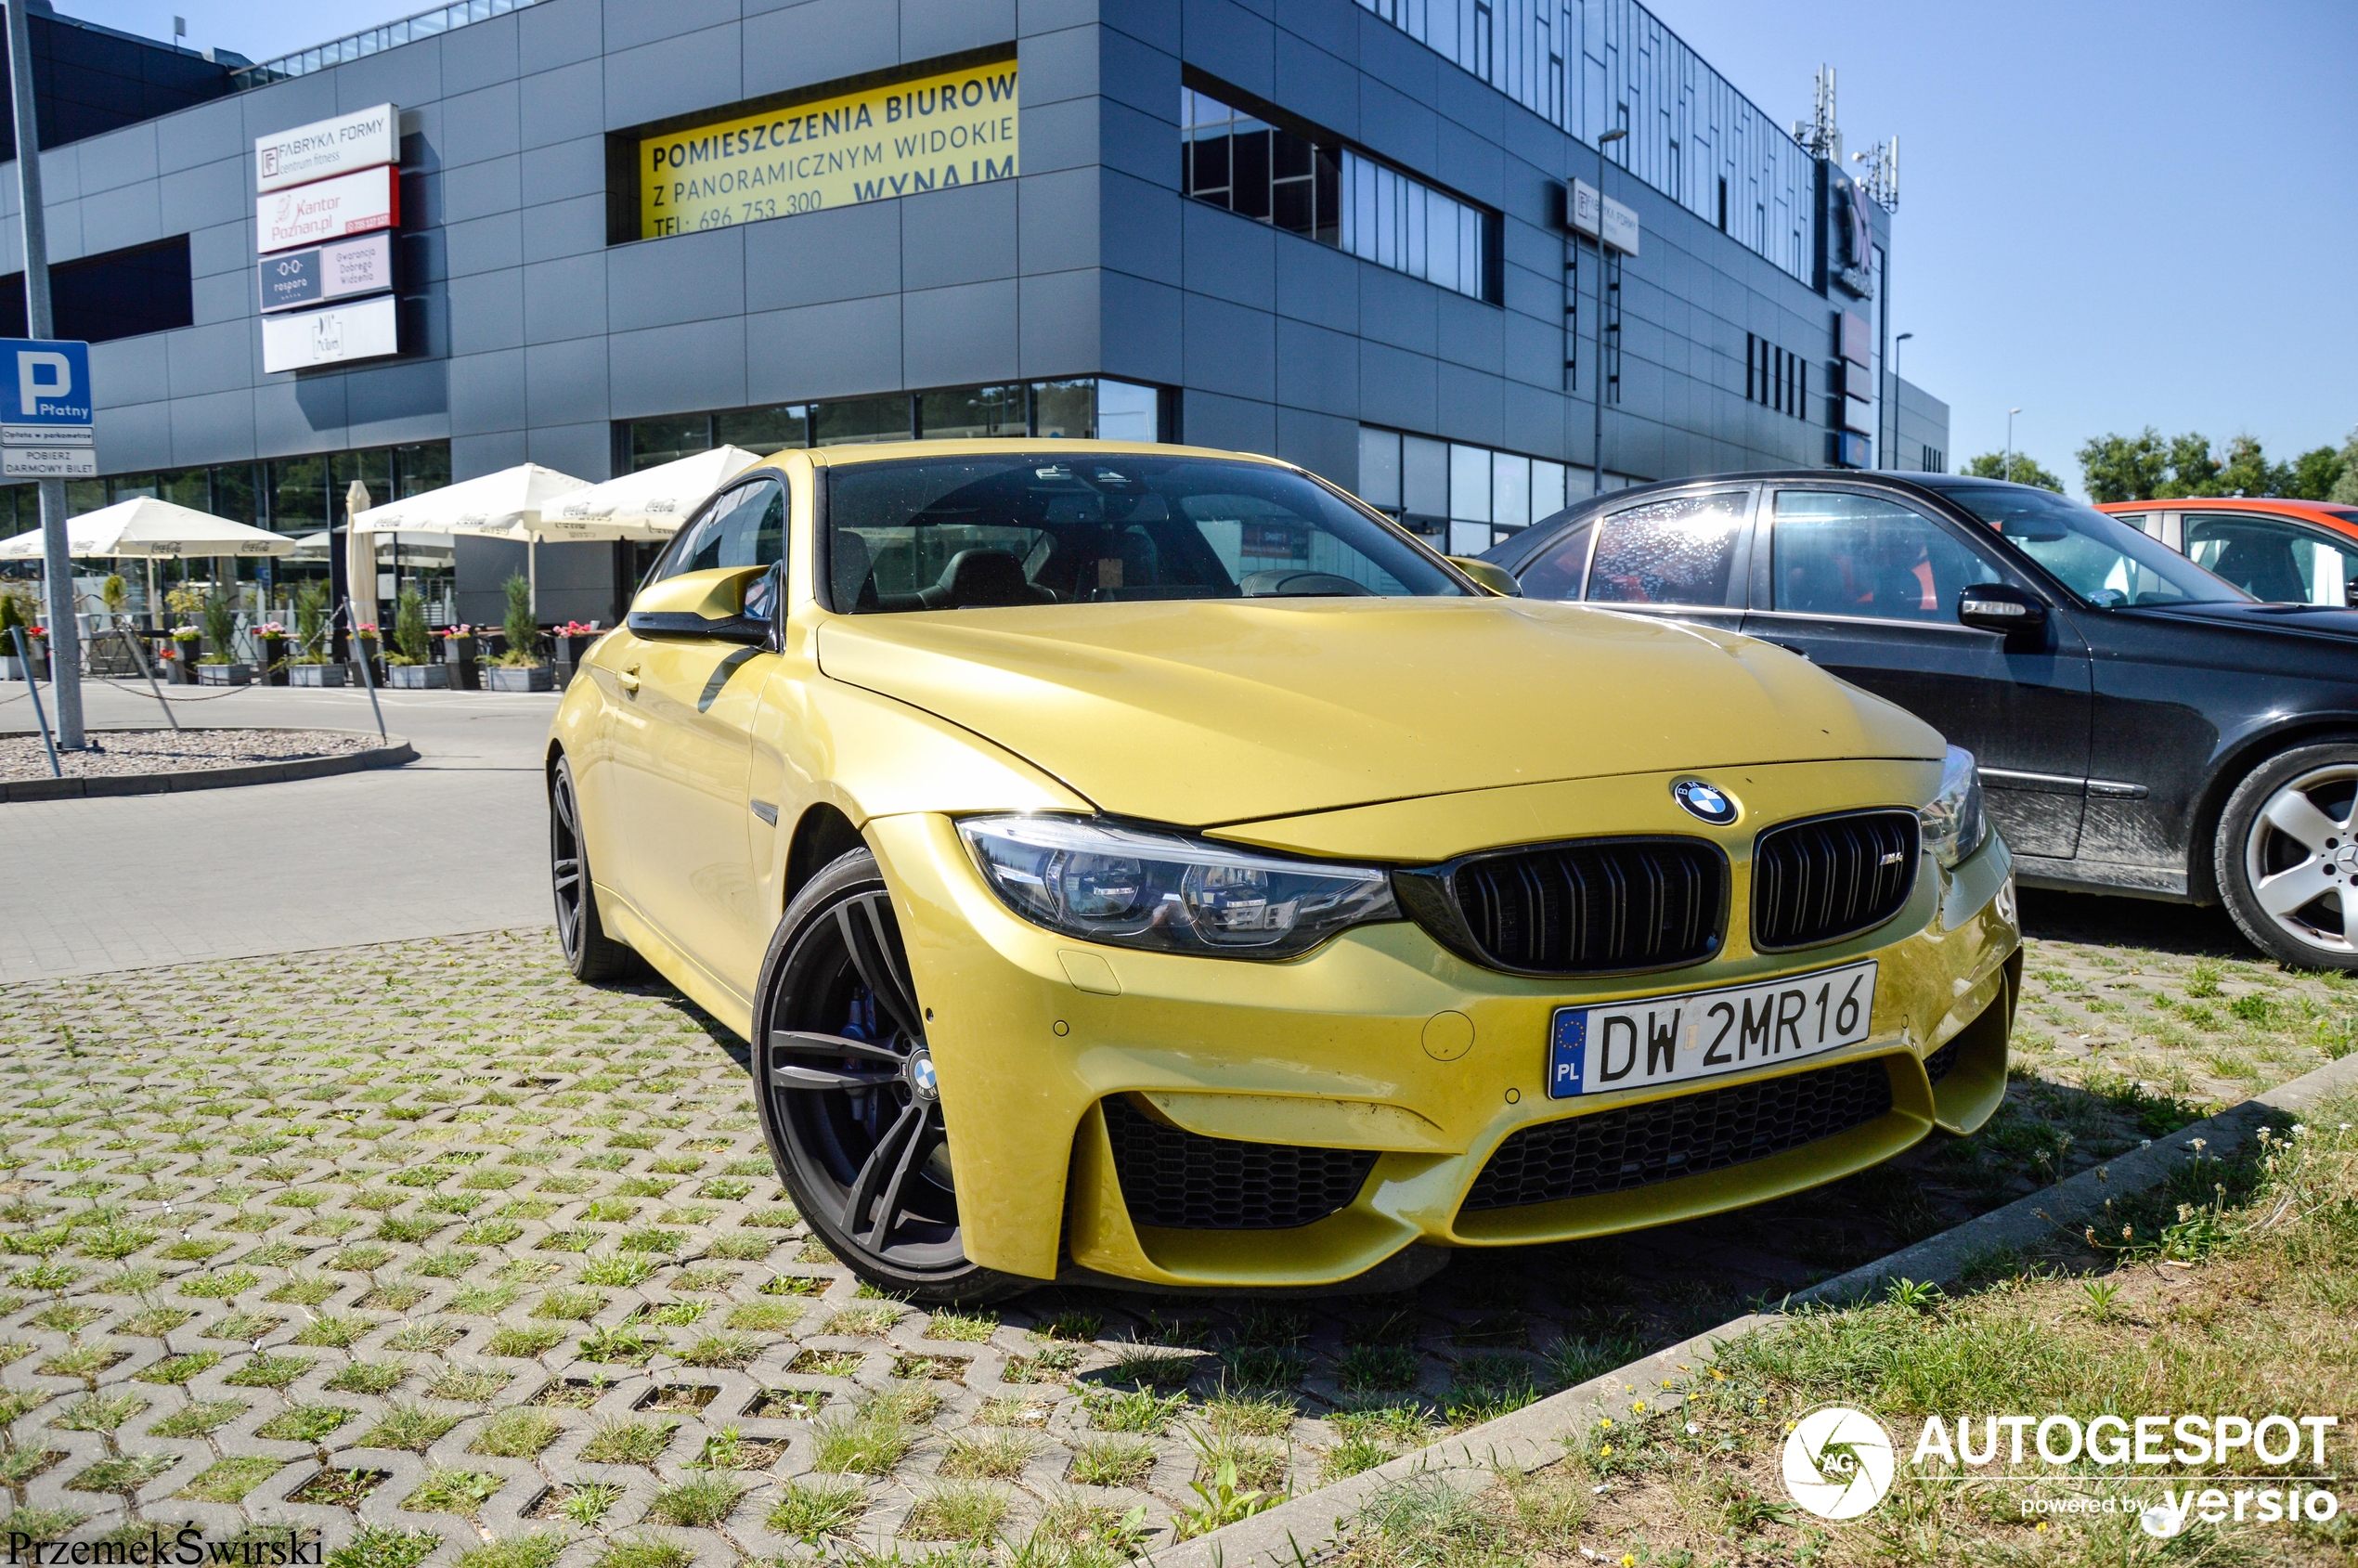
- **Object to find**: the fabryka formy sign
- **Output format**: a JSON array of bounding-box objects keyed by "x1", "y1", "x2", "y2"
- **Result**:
[
  {"x1": 0, "y1": 338, "x2": 95, "y2": 479},
  {"x1": 255, "y1": 104, "x2": 403, "y2": 374}
]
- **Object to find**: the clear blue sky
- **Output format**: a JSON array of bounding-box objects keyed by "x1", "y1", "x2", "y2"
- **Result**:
[{"x1": 79, "y1": 0, "x2": 2358, "y2": 497}]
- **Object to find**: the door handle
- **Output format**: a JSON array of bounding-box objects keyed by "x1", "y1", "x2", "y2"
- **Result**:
[{"x1": 617, "y1": 668, "x2": 640, "y2": 694}]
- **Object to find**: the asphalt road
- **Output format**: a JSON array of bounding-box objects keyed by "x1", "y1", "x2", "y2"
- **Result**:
[{"x1": 0, "y1": 677, "x2": 558, "y2": 980}]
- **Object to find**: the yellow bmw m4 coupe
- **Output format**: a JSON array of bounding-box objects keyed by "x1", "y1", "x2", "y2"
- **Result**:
[{"x1": 546, "y1": 439, "x2": 2019, "y2": 1302}]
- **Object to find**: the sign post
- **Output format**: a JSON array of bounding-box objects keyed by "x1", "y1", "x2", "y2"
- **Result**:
[{"x1": 5, "y1": 0, "x2": 84, "y2": 747}]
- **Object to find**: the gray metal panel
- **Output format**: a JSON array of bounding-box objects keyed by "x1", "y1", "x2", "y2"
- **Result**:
[
  {"x1": 1358, "y1": 266, "x2": 1436, "y2": 355},
  {"x1": 444, "y1": 155, "x2": 524, "y2": 225},
  {"x1": 903, "y1": 279, "x2": 1021, "y2": 389},
  {"x1": 253, "y1": 375, "x2": 349, "y2": 454},
  {"x1": 903, "y1": 182, "x2": 1019, "y2": 292},
  {"x1": 744, "y1": 295, "x2": 901, "y2": 407},
  {"x1": 446, "y1": 214, "x2": 525, "y2": 279},
  {"x1": 157, "y1": 96, "x2": 243, "y2": 176},
  {"x1": 603, "y1": 25, "x2": 745, "y2": 131},
  {"x1": 345, "y1": 359, "x2": 453, "y2": 447},
  {"x1": 521, "y1": 136, "x2": 607, "y2": 205},
  {"x1": 190, "y1": 269, "x2": 249, "y2": 330},
  {"x1": 93, "y1": 399, "x2": 171, "y2": 473},
  {"x1": 523, "y1": 192, "x2": 609, "y2": 264},
  {"x1": 1182, "y1": 0, "x2": 1274, "y2": 102},
  {"x1": 1019, "y1": 168, "x2": 1102, "y2": 278},
  {"x1": 1274, "y1": 317, "x2": 1357, "y2": 419},
  {"x1": 1358, "y1": 340, "x2": 1436, "y2": 434},
  {"x1": 607, "y1": 316, "x2": 749, "y2": 418},
  {"x1": 526, "y1": 336, "x2": 612, "y2": 427},
  {"x1": 92, "y1": 334, "x2": 171, "y2": 408},
  {"x1": 743, "y1": 1, "x2": 894, "y2": 100},
  {"x1": 1182, "y1": 388, "x2": 1275, "y2": 456},
  {"x1": 525, "y1": 253, "x2": 608, "y2": 344},
  {"x1": 1097, "y1": 0, "x2": 1177, "y2": 53},
  {"x1": 1021, "y1": 266, "x2": 1108, "y2": 380},
  {"x1": 167, "y1": 321, "x2": 255, "y2": 399},
  {"x1": 1020, "y1": 95, "x2": 1099, "y2": 175},
  {"x1": 605, "y1": 0, "x2": 739, "y2": 52},
  {"x1": 439, "y1": 12, "x2": 520, "y2": 97},
  {"x1": 520, "y1": 61, "x2": 605, "y2": 150},
  {"x1": 1180, "y1": 292, "x2": 1275, "y2": 402},
  {"x1": 73, "y1": 125, "x2": 159, "y2": 196},
  {"x1": 450, "y1": 349, "x2": 528, "y2": 434},
  {"x1": 526, "y1": 421, "x2": 615, "y2": 483},
  {"x1": 1179, "y1": 201, "x2": 1273, "y2": 310},
  {"x1": 746, "y1": 201, "x2": 903, "y2": 311},
  {"x1": 1276, "y1": 405, "x2": 1355, "y2": 488},
  {"x1": 1098, "y1": 23, "x2": 1177, "y2": 121},
  {"x1": 188, "y1": 221, "x2": 250, "y2": 283},
  {"x1": 169, "y1": 389, "x2": 257, "y2": 466},
  {"x1": 1432, "y1": 292, "x2": 1503, "y2": 374},
  {"x1": 903, "y1": 0, "x2": 1018, "y2": 61},
  {"x1": 159, "y1": 156, "x2": 243, "y2": 245},
  {"x1": 1021, "y1": 21, "x2": 1101, "y2": 107},
  {"x1": 1098, "y1": 97, "x2": 1173, "y2": 187},
  {"x1": 520, "y1": 0, "x2": 607, "y2": 73},
  {"x1": 242, "y1": 74, "x2": 340, "y2": 149},
  {"x1": 453, "y1": 431, "x2": 530, "y2": 481},
  {"x1": 607, "y1": 228, "x2": 745, "y2": 330},
  {"x1": 443, "y1": 81, "x2": 524, "y2": 170},
  {"x1": 79, "y1": 180, "x2": 162, "y2": 256},
  {"x1": 1433, "y1": 361, "x2": 1503, "y2": 447},
  {"x1": 334, "y1": 33, "x2": 442, "y2": 110},
  {"x1": 1272, "y1": 27, "x2": 1356, "y2": 140},
  {"x1": 1095, "y1": 170, "x2": 1175, "y2": 285},
  {"x1": 1274, "y1": 234, "x2": 1356, "y2": 334},
  {"x1": 447, "y1": 269, "x2": 526, "y2": 356}
]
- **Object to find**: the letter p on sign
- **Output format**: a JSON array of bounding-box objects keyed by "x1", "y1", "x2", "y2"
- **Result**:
[{"x1": 18, "y1": 352, "x2": 70, "y2": 416}]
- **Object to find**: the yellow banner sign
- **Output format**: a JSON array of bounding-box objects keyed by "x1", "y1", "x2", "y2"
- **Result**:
[{"x1": 640, "y1": 60, "x2": 1019, "y2": 239}]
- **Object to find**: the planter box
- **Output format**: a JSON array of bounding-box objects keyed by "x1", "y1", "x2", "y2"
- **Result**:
[
  {"x1": 0, "y1": 655, "x2": 21, "y2": 680},
  {"x1": 386, "y1": 663, "x2": 449, "y2": 689},
  {"x1": 443, "y1": 637, "x2": 482, "y2": 691},
  {"x1": 289, "y1": 663, "x2": 348, "y2": 687},
  {"x1": 197, "y1": 663, "x2": 253, "y2": 686},
  {"x1": 484, "y1": 665, "x2": 553, "y2": 693},
  {"x1": 257, "y1": 640, "x2": 290, "y2": 685}
]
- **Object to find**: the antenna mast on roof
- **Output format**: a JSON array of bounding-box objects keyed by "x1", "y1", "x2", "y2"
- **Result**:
[{"x1": 1792, "y1": 64, "x2": 1841, "y2": 163}]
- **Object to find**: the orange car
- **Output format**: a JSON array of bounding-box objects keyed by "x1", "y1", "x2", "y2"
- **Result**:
[{"x1": 2098, "y1": 497, "x2": 2358, "y2": 607}]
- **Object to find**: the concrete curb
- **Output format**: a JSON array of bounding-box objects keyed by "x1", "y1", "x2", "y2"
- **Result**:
[
  {"x1": 1142, "y1": 1048, "x2": 2358, "y2": 1568},
  {"x1": 0, "y1": 729, "x2": 413, "y2": 802}
]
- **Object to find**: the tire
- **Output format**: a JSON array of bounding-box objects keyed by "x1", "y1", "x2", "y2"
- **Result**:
[
  {"x1": 751, "y1": 847, "x2": 1031, "y2": 1305},
  {"x1": 2215, "y1": 741, "x2": 2358, "y2": 971},
  {"x1": 551, "y1": 755, "x2": 645, "y2": 983}
]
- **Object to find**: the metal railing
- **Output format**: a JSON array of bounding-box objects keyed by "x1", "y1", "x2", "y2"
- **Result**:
[{"x1": 228, "y1": 0, "x2": 550, "y2": 92}]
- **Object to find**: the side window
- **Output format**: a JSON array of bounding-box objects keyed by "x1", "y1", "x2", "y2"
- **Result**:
[
  {"x1": 1517, "y1": 521, "x2": 1593, "y2": 600},
  {"x1": 2184, "y1": 514, "x2": 2356, "y2": 606},
  {"x1": 1584, "y1": 491, "x2": 1749, "y2": 607},
  {"x1": 649, "y1": 479, "x2": 787, "y2": 587},
  {"x1": 1771, "y1": 490, "x2": 2004, "y2": 623}
]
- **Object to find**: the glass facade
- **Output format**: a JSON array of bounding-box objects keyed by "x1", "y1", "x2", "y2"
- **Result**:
[
  {"x1": 1354, "y1": 0, "x2": 1818, "y2": 283},
  {"x1": 623, "y1": 379, "x2": 1166, "y2": 473},
  {"x1": 1354, "y1": 425, "x2": 1574, "y2": 555},
  {"x1": 1182, "y1": 85, "x2": 1495, "y2": 304}
]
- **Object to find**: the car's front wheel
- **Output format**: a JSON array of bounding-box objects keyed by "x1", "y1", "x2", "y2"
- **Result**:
[
  {"x1": 752, "y1": 847, "x2": 1030, "y2": 1304},
  {"x1": 2217, "y1": 741, "x2": 2358, "y2": 971}
]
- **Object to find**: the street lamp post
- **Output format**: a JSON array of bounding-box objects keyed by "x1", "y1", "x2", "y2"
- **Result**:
[
  {"x1": 1590, "y1": 127, "x2": 1626, "y2": 497},
  {"x1": 2004, "y1": 407, "x2": 2022, "y2": 484}
]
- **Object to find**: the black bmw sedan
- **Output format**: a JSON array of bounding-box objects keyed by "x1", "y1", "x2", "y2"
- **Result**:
[{"x1": 1480, "y1": 471, "x2": 2358, "y2": 971}]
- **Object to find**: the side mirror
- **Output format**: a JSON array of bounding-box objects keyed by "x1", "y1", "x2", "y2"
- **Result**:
[
  {"x1": 1446, "y1": 556, "x2": 1522, "y2": 597},
  {"x1": 628, "y1": 564, "x2": 774, "y2": 646},
  {"x1": 1957, "y1": 582, "x2": 2049, "y2": 637}
]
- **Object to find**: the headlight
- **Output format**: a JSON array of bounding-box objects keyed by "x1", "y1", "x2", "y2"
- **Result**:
[
  {"x1": 957, "y1": 814, "x2": 1401, "y2": 958},
  {"x1": 1919, "y1": 745, "x2": 1988, "y2": 870}
]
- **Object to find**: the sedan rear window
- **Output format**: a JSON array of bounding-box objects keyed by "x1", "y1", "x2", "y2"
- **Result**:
[{"x1": 824, "y1": 453, "x2": 1466, "y2": 611}]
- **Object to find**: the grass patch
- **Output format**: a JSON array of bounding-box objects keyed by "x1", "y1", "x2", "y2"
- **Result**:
[
  {"x1": 1069, "y1": 1435, "x2": 1157, "y2": 1487},
  {"x1": 326, "y1": 1360, "x2": 408, "y2": 1394},
  {"x1": 765, "y1": 1479, "x2": 869, "y2": 1542},
  {"x1": 256, "y1": 1404, "x2": 356, "y2": 1444},
  {"x1": 901, "y1": 1482, "x2": 1009, "y2": 1543},
  {"x1": 645, "y1": 1471, "x2": 746, "y2": 1526},
  {"x1": 359, "y1": 1404, "x2": 460, "y2": 1451},
  {"x1": 810, "y1": 1391, "x2": 919, "y2": 1474},
  {"x1": 150, "y1": 1399, "x2": 248, "y2": 1437},
  {"x1": 402, "y1": 1468, "x2": 502, "y2": 1518},
  {"x1": 326, "y1": 1526, "x2": 439, "y2": 1568},
  {"x1": 485, "y1": 1325, "x2": 566, "y2": 1358},
  {"x1": 470, "y1": 1407, "x2": 562, "y2": 1458},
  {"x1": 580, "y1": 1417, "x2": 675, "y2": 1466},
  {"x1": 941, "y1": 1429, "x2": 1038, "y2": 1480},
  {"x1": 454, "y1": 1536, "x2": 564, "y2": 1568},
  {"x1": 175, "y1": 1456, "x2": 286, "y2": 1503}
]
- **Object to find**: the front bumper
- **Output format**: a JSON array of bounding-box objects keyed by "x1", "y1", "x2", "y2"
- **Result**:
[{"x1": 869, "y1": 758, "x2": 2019, "y2": 1287}]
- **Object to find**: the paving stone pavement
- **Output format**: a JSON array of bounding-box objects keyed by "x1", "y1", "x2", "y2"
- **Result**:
[{"x1": 0, "y1": 912, "x2": 2350, "y2": 1568}]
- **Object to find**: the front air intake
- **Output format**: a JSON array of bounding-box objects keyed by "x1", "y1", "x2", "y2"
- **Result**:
[
  {"x1": 1396, "y1": 837, "x2": 1727, "y2": 977},
  {"x1": 1751, "y1": 810, "x2": 1921, "y2": 951},
  {"x1": 1100, "y1": 1095, "x2": 1376, "y2": 1231}
]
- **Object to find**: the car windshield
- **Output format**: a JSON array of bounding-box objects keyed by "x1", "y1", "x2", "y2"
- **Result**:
[
  {"x1": 825, "y1": 452, "x2": 1466, "y2": 612},
  {"x1": 1929, "y1": 482, "x2": 2247, "y2": 608}
]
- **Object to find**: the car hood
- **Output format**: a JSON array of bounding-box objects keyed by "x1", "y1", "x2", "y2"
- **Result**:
[
  {"x1": 2123, "y1": 600, "x2": 2358, "y2": 640},
  {"x1": 814, "y1": 598, "x2": 1943, "y2": 828}
]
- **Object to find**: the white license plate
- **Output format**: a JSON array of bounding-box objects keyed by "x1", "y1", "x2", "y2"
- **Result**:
[{"x1": 1547, "y1": 960, "x2": 1878, "y2": 1098}]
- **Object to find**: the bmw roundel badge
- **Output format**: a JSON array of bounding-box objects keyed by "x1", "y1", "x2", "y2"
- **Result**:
[{"x1": 1673, "y1": 778, "x2": 1739, "y2": 824}]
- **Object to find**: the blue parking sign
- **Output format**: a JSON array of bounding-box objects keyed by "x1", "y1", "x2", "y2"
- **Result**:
[{"x1": 0, "y1": 339, "x2": 92, "y2": 426}]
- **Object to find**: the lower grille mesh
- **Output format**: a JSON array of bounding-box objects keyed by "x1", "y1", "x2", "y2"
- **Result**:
[
  {"x1": 1923, "y1": 1039, "x2": 1960, "y2": 1086},
  {"x1": 1101, "y1": 1095, "x2": 1377, "y2": 1230},
  {"x1": 1462, "y1": 1058, "x2": 1894, "y2": 1211}
]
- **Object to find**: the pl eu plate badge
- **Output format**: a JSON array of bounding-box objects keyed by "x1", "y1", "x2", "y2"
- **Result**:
[{"x1": 1548, "y1": 1009, "x2": 1587, "y2": 1095}]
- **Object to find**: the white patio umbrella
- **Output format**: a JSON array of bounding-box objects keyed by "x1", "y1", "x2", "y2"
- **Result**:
[
  {"x1": 535, "y1": 446, "x2": 766, "y2": 540},
  {"x1": 0, "y1": 496, "x2": 295, "y2": 624},
  {"x1": 347, "y1": 462, "x2": 589, "y2": 625}
]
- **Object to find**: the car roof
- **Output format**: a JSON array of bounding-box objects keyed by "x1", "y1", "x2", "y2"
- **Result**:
[
  {"x1": 797, "y1": 438, "x2": 1271, "y2": 469},
  {"x1": 2096, "y1": 496, "x2": 2358, "y2": 536}
]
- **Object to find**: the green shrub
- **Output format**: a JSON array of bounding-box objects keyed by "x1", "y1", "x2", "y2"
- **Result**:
[
  {"x1": 499, "y1": 576, "x2": 538, "y2": 667},
  {"x1": 393, "y1": 589, "x2": 430, "y2": 665}
]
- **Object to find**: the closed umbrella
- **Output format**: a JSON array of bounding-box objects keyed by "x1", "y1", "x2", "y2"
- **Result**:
[
  {"x1": 535, "y1": 446, "x2": 765, "y2": 539},
  {"x1": 348, "y1": 462, "x2": 589, "y2": 624}
]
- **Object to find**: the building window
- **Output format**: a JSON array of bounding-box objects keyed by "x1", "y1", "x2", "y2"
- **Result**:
[
  {"x1": 1183, "y1": 83, "x2": 1495, "y2": 304},
  {"x1": 1356, "y1": 426, "x2": 1572, "y2": 555},
  {"x1": 619, "y1": 379, "x2": 1168, "y2": 474},
  {"x1": 1923, "y1": 445, "x2": 1945, "y2": 473},
  {"x1": 0, "y1": 236, "x2": 193, "y2": 343}
]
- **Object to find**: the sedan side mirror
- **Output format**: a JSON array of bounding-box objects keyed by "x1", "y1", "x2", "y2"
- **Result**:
[
  {"x1": 1957, "y1": 582, "x2": 2049, "y2": 637},
  {"x1": 628, "y1": 564, "x2": 775, "y2": 646},
  {"x1": 1445, "y1": 556, "x2": 1522, "y2": 597}
]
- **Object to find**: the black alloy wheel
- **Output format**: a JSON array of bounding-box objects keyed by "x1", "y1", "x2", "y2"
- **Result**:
[
  {"x1": 550, "y1": 755, "x2": 642, "y2": 982},
  {"x1": 753, "y1": 847, "x2": 1026, "y2": 1303}
]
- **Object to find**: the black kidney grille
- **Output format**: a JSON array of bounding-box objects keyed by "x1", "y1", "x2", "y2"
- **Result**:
[
  {"x1": 1462, "y1": 1058, "x2": 1894, "y2": 1212},
  {"x1": 1923, "y1": 1038, "x2": 1960, "y2": 1086},
  {"x1": 1101, "y1": 1095, "x2": 1377, "y2": 1231},
  {"x1": 1448, "y1": 839, "x2": 1723, "y2": 974},
  {"x1": 1752, "y1": 810, "x2": 1920, "y2": 951}
]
